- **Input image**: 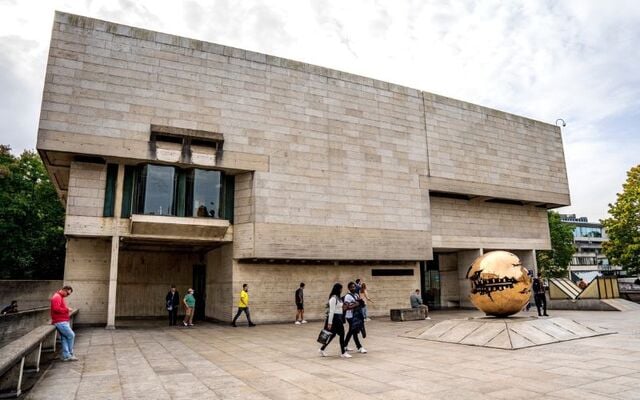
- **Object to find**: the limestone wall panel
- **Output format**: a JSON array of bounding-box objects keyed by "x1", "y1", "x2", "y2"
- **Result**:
[
  {"x1": 205, "y1": 244, "x2": 234, "y2": 321},
  {"x1": 232, "y1": 262, "x2": 419, "y2": 323},
  {"x1": 430, "y1": 197, "x2": 551, "y2": 250},
  {"x1": 63, "y1": 237, "x2": 110, "y2": 324},
  {"x1": 116, "y1": 250, "x2": 198, "y2": 317},
  {"x1": 66, "y1": 162, "x2": 106, "y2": 217},
  {"x1": 424, "y1": 92, "x2": 569, "y2": 203}
]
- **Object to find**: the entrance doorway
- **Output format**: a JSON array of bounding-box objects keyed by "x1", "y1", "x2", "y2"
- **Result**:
[
  {"x1": 192, "y1": 264, "x2": 206, "y2": 320},
  {"x1": 421, "y1": 256, "x2": 441, "y2": 309}
]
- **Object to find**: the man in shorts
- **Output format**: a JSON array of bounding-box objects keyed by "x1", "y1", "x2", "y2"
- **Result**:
[
  {"x1": 294, "y1": 282, "x2": 307, "y2": 324},
  {"x1": 183, "y1": 288, "x2": 196, "y2": 326}
]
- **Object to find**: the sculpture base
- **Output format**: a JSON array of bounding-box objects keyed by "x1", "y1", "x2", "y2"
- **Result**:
[{"x1": 402, "y1": 316, "x2": 614, "y2": 350}]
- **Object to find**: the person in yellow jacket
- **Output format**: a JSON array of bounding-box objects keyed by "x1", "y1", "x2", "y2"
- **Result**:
[{"x1": 231, "y1": 283, "x2": 256, "y2": 327}]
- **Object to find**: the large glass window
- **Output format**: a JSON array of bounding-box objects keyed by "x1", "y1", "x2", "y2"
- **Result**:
[
  {"x1": 127, "y1": 164, "x2": 231, "y2": 220},
  {"x1": 142, "y1": 165, "x2": 176, "y2": 216},
  {"x1": 573, "y1": 226, "x2": 602, "y2": 238},
  {"x1": 103, "y1": 164, "x2": 118, "y2": 217},
  {"x1": 192, "y1": 169, "x2": 222, "y2": 218}
]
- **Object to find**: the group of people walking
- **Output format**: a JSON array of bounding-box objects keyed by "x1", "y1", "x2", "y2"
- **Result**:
[{"x1": 319, "y1": 280, "x2": 371, "y2": 358}]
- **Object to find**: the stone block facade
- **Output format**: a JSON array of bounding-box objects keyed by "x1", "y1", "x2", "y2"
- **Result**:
[
  {"x1": 66, "y1": 162, "x2": 106, "y2": 217},
  {"x1": 37, "y1": 12, "x2": 570, "y2": 325}
]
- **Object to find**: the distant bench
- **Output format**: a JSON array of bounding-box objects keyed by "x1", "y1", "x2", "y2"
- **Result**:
[
  {"x1": 390, "y1": 307, "x2": 427, "y2": 321},
  {"x1": 0, "y1": 309, "x2": 78, "y2": 397}
]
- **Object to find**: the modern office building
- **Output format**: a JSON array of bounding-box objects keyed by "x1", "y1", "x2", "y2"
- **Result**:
[
  {"x1": 559, "y1": 214, "x2": 621, "y2": 281},
  {"x1": 37, "y1": 12, "x2": 570, "y2": 326}
]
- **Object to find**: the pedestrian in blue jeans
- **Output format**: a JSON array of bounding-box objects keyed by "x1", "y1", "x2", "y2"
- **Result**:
[{"x1": 50, "y1": 286, "x2": 77, "y2": 361}]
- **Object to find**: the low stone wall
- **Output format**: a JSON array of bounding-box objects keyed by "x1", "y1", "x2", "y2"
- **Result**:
[
  {"x1": 619, "y1": 281, "x2": 640, "y2": 304},
  {"x1": 0, "y1": 307, "x2": 51, "y2": 348},
  {"x1": 547, "y1": 299, "x2": 618, "y2": 311},
  {"x1": 0, "y1": 280, "x2": 62, "y2": 311}
]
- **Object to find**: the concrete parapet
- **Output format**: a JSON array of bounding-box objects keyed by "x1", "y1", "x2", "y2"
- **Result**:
[{"x1": 0, "y1": 308, "x2": 51, "y2": 348}]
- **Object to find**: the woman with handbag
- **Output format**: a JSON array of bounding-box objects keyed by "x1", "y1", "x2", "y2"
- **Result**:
[{"x1": 318, "y1": 283, "x2": 351, "y2": 358}]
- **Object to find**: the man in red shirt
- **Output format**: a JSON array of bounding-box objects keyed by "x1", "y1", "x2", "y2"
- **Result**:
[{"x1": 51, "y1": 286, "x2": 77, "y2": 361}]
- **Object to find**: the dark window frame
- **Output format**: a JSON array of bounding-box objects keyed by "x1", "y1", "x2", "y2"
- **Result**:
[{"x1": 121, "y1": 163, "x2": 232, "y2": 221}]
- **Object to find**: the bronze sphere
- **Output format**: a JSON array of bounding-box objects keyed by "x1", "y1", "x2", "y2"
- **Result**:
[{"x1": 466, "y1": 251, "x2": 532, "y2": 317}]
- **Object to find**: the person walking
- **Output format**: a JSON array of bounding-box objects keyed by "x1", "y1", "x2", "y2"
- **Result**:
[
  {"x1": 360, "y1": 282, "x2": 373, "y2": 321},
  {"x1": 183, "y1": 288, "x2": 196, "y2": 326},
  {"x1": 50, "y1": 285, "x2": 77, "y2": 361},
  {"x1": 319, "y1": 283, "x2": 350, "y2": 358},
  {"x1": 232, "y1": 283, "x2": 256, "y2": 327},
  {"x1": 294, "y1": 282, "x2": 307, "y2": 324},
  {"x1": 533, "y1": 272, "x2": 549, "y2": 317},
  {"x1": 166, "y1": 285, "x2": 180, "y2": 326},
  {"x1": 343, "y1": 281, "x2": 367, "y2": 354}
]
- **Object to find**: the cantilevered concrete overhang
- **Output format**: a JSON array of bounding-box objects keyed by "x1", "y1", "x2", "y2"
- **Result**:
[
  {"x1": 64, "y1": 214, "x2": 233, "y2": 246},
  {"x1": 129, "y1": 215, "x2": 231, "y2": 241}
]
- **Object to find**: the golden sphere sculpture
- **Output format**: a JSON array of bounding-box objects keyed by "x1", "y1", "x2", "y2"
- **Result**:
[{"x1": 466, "y1": 251, "x2": 532, "y2": 317}]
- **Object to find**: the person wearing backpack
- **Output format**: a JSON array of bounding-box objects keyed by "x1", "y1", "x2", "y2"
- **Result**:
[
  {"x1": 343, "y1": 281, "x2": 367, "y2": 354},
  {"x1": 319, "y1": 283, "x2": 351, "y2": 358},
  {"x1": 532, "y1": 272, "x2": 549, "y2": 317}
]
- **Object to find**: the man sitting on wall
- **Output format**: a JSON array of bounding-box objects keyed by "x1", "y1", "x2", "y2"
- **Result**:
[{"x1": 410, "y1": 289, "x2": 430, "y2": 319}]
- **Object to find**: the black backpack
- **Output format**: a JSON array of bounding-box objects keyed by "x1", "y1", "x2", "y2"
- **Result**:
[{"x1": 532, "y1": 278, "x2": 541, "y2": 293}]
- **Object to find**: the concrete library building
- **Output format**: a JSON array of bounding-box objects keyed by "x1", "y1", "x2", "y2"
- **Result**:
[{"x1": 37, "y1": 12, "x2": 570, "y2": 327}]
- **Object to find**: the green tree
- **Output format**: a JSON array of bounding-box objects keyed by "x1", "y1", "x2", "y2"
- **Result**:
[
  {"x1": 602, "y1": 165, "x2": 640, "y2": 275},
  {"x1": 0, "y1": 145, "x2": 65, "y2": 279},
  {"x1": 537, "y1": 211, "x2": 575, "y2": 278}
]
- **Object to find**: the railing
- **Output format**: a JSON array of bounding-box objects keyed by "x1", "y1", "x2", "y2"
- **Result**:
[{"x1": 0, "y1": 309, "x2": 78, "y2": 398}]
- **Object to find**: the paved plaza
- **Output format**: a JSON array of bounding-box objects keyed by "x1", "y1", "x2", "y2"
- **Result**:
[{"x1": 26, "y1": 309, "x2": 640, "y2": 400}]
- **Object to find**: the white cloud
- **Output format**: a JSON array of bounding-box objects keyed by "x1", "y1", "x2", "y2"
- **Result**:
[{"x1": 0, "y1": 0, "x2": 638, "y2": 221}]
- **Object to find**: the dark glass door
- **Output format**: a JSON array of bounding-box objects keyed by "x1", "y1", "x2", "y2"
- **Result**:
[
  {"x1": 192, "y1": 264, "x2": 206, "y2": 320},
  {"x1": 423, "y1": 256, "x2": 441, "y2": 309}
]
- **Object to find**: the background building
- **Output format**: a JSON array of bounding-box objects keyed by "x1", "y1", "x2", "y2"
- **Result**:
[
  {"x1": 560, "y1": 214, "x2": 622, "y2": 282},
  {"x1": 37, "y1": 12, "x2": 570, "y2": 326}
]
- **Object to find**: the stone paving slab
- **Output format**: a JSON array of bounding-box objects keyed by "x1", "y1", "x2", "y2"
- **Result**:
[{"x1": 25, "y1": 309, "x2": 640, "y2": 399}]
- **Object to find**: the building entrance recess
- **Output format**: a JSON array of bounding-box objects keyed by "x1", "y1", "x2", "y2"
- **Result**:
[
  {"x1": 421, "y1": 258, "x2": 441, "y2": 309},
  {"x1": 192, "y1": 264, "x2": 206, "y2": 321}
]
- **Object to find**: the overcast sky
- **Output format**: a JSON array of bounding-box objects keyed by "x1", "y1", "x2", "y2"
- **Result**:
[{"x1": 1, "y1": 0, "x2": 638, "y2": 222}]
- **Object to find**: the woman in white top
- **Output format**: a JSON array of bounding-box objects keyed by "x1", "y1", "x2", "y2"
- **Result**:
[{"x1": 319, "y1": 283, "x2": 351, "y2": 358}]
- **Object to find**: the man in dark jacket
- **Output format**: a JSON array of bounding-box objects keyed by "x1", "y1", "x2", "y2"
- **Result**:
[
  {"x1": 1, "y1": 300, "x2": 18, "y2": 315},
  {"x1": 166, "y1": 285, "x2": 180, "y2": 326},
  {"x1": 532, "y1": 273, "x2": 549, "y2": 317}
]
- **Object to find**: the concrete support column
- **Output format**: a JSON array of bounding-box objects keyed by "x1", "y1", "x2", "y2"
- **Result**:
[
  {"x1": 106, "y1": 236, "x2": 119, "y2": 329},
  {"x1": 106, "y1": 164, "x2": 125, "y2": 329},
  {"x1": 512, "y1": 249, "x2": 537, "y2": 274},
  {"x1": 457, "y1": 249, "x2": 483, "y2": 308},
  {"x1": 437, "y1": 253, "x2": 459, "y2": 308},
  {"x1": 513, "y1": 249, "x2": 538, "y2": 306}
]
